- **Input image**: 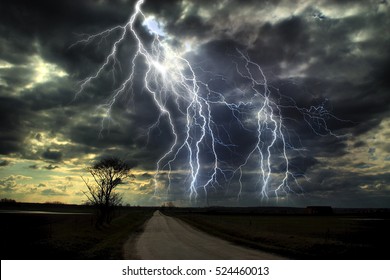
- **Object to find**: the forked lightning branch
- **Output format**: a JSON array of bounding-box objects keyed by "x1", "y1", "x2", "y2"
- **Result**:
[{"x1": 74, "y1": 0, "x2": 342, "y2": 202}]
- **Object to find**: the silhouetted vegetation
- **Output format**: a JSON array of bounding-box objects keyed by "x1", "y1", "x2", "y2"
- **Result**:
[
  {"x1": 44, "y1": 201, "x2": 65, "y2": 205},
  {"x1": 82, "y1": 157, "x2": 134, "y2": 226},
  {"x1": 0, "y1": 198, "x2": 17, "y2": 204}
]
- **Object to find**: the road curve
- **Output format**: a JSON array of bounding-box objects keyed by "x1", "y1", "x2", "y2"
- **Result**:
[{"x1": 134, "y1": 210, "x2": 285, "y2": 260}]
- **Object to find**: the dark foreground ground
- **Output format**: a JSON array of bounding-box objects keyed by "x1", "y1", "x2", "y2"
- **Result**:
[
  {"x1": 163, "y1": 207, "x2": 390, "y2": 260},
  {"x1": 0, "y1": 204, "x2": 155, "y2": 259},
  {"x1": 1, "y1": 204, "x2": 389, "y2": 259}
]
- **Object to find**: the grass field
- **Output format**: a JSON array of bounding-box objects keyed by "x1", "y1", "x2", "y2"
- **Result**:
[
  {"x1": 1, "y1": 207, "x2": 154, "y2": 259},
  {"x1": 167, "y1": 211, "x2": 390, "y2": 259},
  {"x1": 3, "y1": 204, "x2": 389, "y2": 260}
]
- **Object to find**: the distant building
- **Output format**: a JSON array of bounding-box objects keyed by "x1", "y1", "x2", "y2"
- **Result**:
[{"x1": 306, "y1": 206, "x2": 333, "y2": 215}]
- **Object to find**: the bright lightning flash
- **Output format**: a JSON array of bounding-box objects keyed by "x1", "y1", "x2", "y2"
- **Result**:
[{"x1": 73, "y1": 0, "x2": 344, "y2": 203}]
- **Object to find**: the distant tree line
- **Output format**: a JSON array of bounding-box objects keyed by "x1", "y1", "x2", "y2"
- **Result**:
[{"x1": 0, "y1": 198, "x2": 17, "y2": 204}]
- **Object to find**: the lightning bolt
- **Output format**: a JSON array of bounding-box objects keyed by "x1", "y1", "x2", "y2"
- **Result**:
[{"x1": 73, "y1": 0, "x2": 345, "y2": 204}]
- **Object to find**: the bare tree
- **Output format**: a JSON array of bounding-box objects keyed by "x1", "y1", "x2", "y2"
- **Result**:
[{"x1": 82, "y1": 157, "x2": 133, "y2": 225}]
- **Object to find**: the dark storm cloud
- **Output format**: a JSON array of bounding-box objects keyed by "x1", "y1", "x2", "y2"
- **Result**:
[
  {"x1": 244, "y1": 18, "x2": 310, "y2": 68},
  {"x1": 0, "y1": 97, "x2": 31, "y2": 155},
  {"x1": 0, "y1": 0, "x2": 389, "y2": 206},
  {"x1": 0, "y1": 66, "x2": 34, "y2": 89},
  {"x1": 41, "y1": 189, "x2": 68, "y2": 196},
  {"x1": 41, "y1": 148, "x2": 62, "y2": 162},
  {"x1": 22, "y1": 84, "x2": 75, "y2": 111},
  {"x1": 28, "y1": 164, "x2": 39, "y2": 169},
  {"x1": 69, "y1": 122, "x2": 133, "y2": 149},
  {"x1": 326, "y1": 81, "x2": 390, "y2": 127},
  {"x1": 0, "y1": 0, "x2": 138, "y2": 158},
  {"x1": 139, "y1": 172, "x2": 153, "y2": 180},
  {"x1": 142, "y1": 0, "x2": 214, "y2": 40},
  {"x1": 0, "y1": 160, "x2": 11, "y2": 167},
  {"x1": 298, "y1": 169, "x2": 390, "y2": 208},
  {"x1": 92, "y1": 153, "x2": 139, "y2": 169},
  {"x1": 182, "y1": 1, "x2": 390, "y2": 131},
  {"x1": 0, "y1": 0, "x2": 132, "y2": 71},
  {"x1": 157, "y1": 0, "x2": 389, "y2": 206},
  {"x1": 42, "y1": 164, "x2": 59, "y2": 170},
  {"x1": 182, "y1": 12, "x2": 387, "y2": 164},
  {"x1": 278, "y1": 156, "x2": 319, "y2": 175}
]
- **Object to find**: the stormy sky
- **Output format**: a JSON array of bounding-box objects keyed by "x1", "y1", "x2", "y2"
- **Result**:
[{"x1": 0, "y1": 0, "x2": 389, "y2": 207}]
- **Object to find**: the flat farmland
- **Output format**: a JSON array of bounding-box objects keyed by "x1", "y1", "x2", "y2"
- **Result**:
[
  {"x1": 1, "y1": 207, "x2": 154, "y2": 259},
  {"x1": 168, "y1": 211, "x2": 390, "y2": 259}
]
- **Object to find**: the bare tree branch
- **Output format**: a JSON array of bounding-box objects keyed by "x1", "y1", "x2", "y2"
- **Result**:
[{"x1": 82, "y1": 157, "x2": 133, "y2": 225}]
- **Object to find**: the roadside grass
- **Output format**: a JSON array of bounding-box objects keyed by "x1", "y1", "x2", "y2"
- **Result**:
[
  {"x1": 1, "y1": 208, "x2": 154, "y2": 259},
  {"x1": 169, "y1": 213, "x2": 390, "y2": 259}
]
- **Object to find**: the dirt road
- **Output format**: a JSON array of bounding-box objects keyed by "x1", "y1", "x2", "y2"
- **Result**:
[{"x1": 134, "y1": 210, "x2": 285, "y2": 259}]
